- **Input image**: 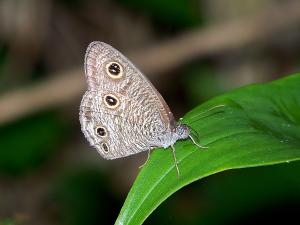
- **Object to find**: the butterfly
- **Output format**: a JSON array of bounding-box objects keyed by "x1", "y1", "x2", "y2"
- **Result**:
[{"x1": 79, "y1": 42, "x2": 221, "y2": 176}]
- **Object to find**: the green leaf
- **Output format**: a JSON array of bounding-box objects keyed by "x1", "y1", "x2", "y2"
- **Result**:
[
  {"x1": 146, "y1": 161, "x2": 300, "y2": 225},
  {"x1": 115, "y1": 73, "x2": 300, "y2": 225}
]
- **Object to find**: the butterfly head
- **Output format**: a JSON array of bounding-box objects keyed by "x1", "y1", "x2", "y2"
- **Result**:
[{"x1": 174, "y1": 124, "x2": 190, "y2": 140}]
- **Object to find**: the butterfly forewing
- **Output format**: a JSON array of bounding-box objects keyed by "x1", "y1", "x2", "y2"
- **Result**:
[{"x1": 80, "y1": 42, "x2": 176, "y2": 159}]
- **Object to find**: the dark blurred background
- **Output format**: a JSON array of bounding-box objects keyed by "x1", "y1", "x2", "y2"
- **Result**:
[{"x1": 0, "y1": 0, "x2": 300, "y2": 224}]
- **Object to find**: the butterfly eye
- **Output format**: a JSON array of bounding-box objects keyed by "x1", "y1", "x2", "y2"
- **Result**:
[
  {"x1": 101, "y1": 143, "x2": 109, "y2": 153},
  {"x1": 175, "y1": 124, "x2": 190, "y2": 139},
  {"x1": 106, "y1": 62, "x2": 123, "y2": 79},
  {"x1": 95, "y1": 126, "x2": 107, "y2": 137},
  {"x1": 177, "y1": 127, "x2": 184, "y2": 135},
  {"x1": 104, "y1": 94, "x2": 119, "y2": 109}
]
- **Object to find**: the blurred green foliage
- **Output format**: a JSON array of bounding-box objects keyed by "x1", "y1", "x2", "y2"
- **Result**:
[
  {"x1": 57, "y1": 0, "x2": 202, "y2": 28},
  {"x1": 184, "y1": 63, "x2": 228, "y2": 105},
  {"x1": 0, "y1": 112, "x2": 68, "y2": 175},
  {"x1": 0, "y1": 218, "x2": 15, "y2": 225},
  {"x1": 49, "y1": 168, "x2": 119, "y2": 225},
  {"x1": 116, "y1": 0, "x2": 202, "y2": 29}
]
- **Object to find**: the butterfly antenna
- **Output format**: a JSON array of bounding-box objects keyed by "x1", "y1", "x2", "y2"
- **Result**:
[
  {"x1": 189, "y1": 104, "x2": 226, "y2": 123},
  {"x1": 171, "y1": 145, "x2": 180, "y2": 177},
  {"x1": 187, "y1": 126, "x2": 207, "y2": 149}
]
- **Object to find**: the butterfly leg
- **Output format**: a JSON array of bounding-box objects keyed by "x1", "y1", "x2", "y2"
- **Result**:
[
  {"x1": 139, "y1": 149, "x2": 151, "y2": 169},
  {"x1": 189, "y1": 134, "x2": 208, "y2": 149},
  {"x1": 171, "y1": 145, "x2": 180, "y2": 177}
]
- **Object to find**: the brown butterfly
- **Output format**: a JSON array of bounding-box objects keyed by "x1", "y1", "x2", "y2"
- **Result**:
[{"x1": 79, "y1": 42, "x2": 221, "y2": 176}]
